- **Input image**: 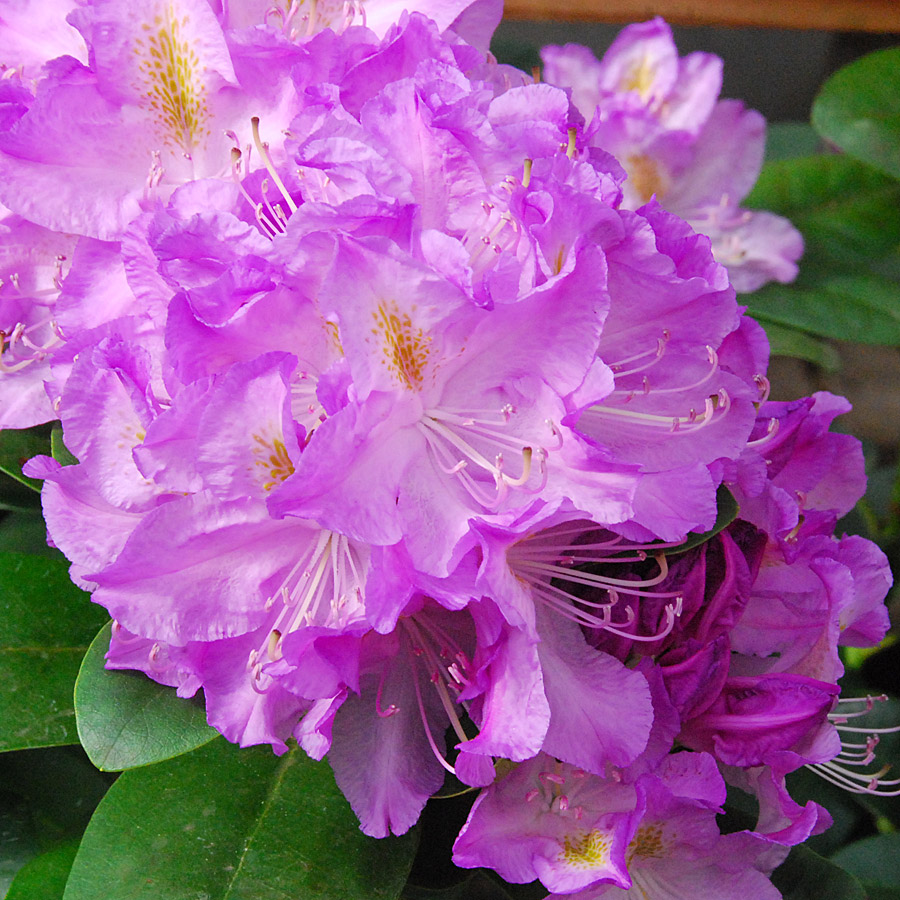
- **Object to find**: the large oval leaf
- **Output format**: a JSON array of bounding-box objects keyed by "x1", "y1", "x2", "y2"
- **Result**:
[
  {"x1": 831, "y1": 834, "x2": 900, "y2": 889},
  {"x1": 0, "y1": 745, "x2": 113, "y2": 888},
  {"x1": 757, "y1": 320, "x2": 841, "y2": 371},
  {"x1": 745, "y1": 155, "x2": 900, "y2": 345},
  {"x1": 812, "y1": 48, "x2": 900, "y2": 182},
  {"x1": 5, "y1": 840, "x2": 79, "y2": 900},
  {"x1": 772, "y1": 844, "x2": 866, "y2": 900},
  {"x1": 0, "y1": 551, "x2": 106, "y2": 752},
  {"x1": 63, "y1": 738, "x2": 418, "y2": 900},
  {"x1": 74, "y1": 621, "x2": 217, "y2": 771}
]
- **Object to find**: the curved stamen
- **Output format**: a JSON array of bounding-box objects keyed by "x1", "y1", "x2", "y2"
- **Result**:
[
  {"x1": 511, "y1": 524, "x2": 685, "y2": 641},
  {"x1": 248, "y1": 531, "x2": 366, "y2": 689},
  {"x1": 289, "y1": 370, "x2": 328, "y2": 435},
  {"x1": 746, "y1": 417, "x2": 779, "y2": 449},
  {"x1": 411, "y1": 668, "x2": 457, "y2": 775},
  {"x1": 607, "y1": 332, "x2": 669, "y2": 378},
  {"x1": 612, "y1": 345, "x2": 719, "y2": 399},
  {"x1": 250, "y1": 116, "x2": 298, "y2": 214},
  {"x1": 581, "y1": 392, "x2": 730, "y2": 435},
  {"x1": 419, "y1": 410, "x2": 553, "y2": 509},
  {"x1": 808, "y1": 696, "x2": 900, "y2": 795},
  {"x1": 375, "y1": 666, "x2": 398, "y2": 718},
  {"x1": 514, "y1": 551, "x2": 671, "y2": 589},
  {"x1": 0, "y1": 317, "x2": 63, "y2": 372}
]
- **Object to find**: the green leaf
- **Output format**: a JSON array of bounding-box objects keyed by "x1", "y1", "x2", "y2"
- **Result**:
[
  {"x1": 0, "y1": 790, "x2": 40, "y2": 896},
  {"x1": 0, "y1": 746, "x2": 113, "y2": 842},
  {"x1": 0, "y1": 746, "x2": 113, "y2": 890},
  {"x1": 784, "y1": 767, "x2": 867, "y2": 858},
  {"x1": 0, "y1": 426, "x2": 50, "y2": 492},
  {"x1": 51, "y1": 423, "x2": 79, "y2": 467},
  {"x1": 0, "y1": 552, "x2": 107, "y2": 752},
  {"x1": 771, "y1": 844, "x2": 866, "y2": 900},
  {"x1": 746, "y1": 155, "x2": 900, "y2": 260},
  {"x1": 832, "y1": 834, "x2": 900, "y2": 887},
  {"x1": 756, "y1": 319, "x2": 842, "y2": 371},
  {"x1": 863, "y1": 884, "x2": 900, "y2": 900},
  {"x1": 744, "y1": 155, "x2": 900, "y2": 345},
  {"x1": 63, "y1": 739, "x2": 418, "y2": 900},
  {"x1": 0, "y1": 510, "x2": 58, "y2": 556},
  {"x1": 5, "y1": 839, "x2": 79, "y2": 900},
  {"x1": 812, "y1": 48, "x2": 900, "y2": 181},
  {"x1": 748, "y1": 277, "x2": 900, "y2": 346},
  {"x1": 74, "y1": 622, "x2": 217, "y2": 772},
  {"x1": 765, "y1": 122, "x2": 821, "y2": 162}
]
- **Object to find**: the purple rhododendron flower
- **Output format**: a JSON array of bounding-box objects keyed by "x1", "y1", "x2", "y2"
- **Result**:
[{"x1": 541, "y1": 18, "x2": 804, "y2": 292}]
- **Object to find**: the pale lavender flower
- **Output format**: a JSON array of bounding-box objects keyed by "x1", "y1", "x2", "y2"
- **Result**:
[
  {"x1": 454, "y1": 750, "x2": 781, "y2": 899},
  {"x1": 541, "y1": 19, "x2": 803, "y2": 291}
]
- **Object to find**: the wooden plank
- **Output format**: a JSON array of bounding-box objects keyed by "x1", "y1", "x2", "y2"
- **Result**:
[{"x1": 501, "y1": 0, "x2": 900, "y2": 32}]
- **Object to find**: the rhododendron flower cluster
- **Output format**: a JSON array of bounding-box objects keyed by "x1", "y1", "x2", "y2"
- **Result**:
[{"x1": 0, "y1": 2, "x2": 893, "y2": 898}]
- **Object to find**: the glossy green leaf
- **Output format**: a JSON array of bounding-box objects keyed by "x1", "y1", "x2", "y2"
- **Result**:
[
  {"x1": 771, "y1": 844, "x2": 866, "y2": 900},
  {"x1": 74, "y1": 621, "x2": 217, "y2": 772},
  {"x1": 747, "y1": 155, "x2": 900, "y2": 260},
  {"x1": 51, "y1": 423, "x2": 79, "y2": 467},
  {"x1": 5, "y1": 839, "x2": 79, "y2": 900},
  {"x1": 748, "y1": 276, "x2": 900, "y2": 346},
  {"x1": 0, "y1": 426, "x2": 49, "y2": 492},
  {"x1": 0, "y1": 552, "x2": 106, "y2": 752},
  {"x1": 832, "y1": 834, "x2": 900, "y2": 887},
  {"x1": 63, "y1": 738, "x2": 418, "y2": 900},
  {"x1": 756, "y1": 318, "x2": 842, "y2": 371},
  {"x1": 744, "y1": 155, "x2": 900, "y2": 345},
  {"x1": 0, "y1": 746, "x2": 113, "y2": 841},
  {"x1": 812, "y1": 48, "x2": 900, "y2": 181}
]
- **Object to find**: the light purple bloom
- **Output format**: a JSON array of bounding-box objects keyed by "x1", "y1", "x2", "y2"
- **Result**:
[
  {"x1": 0, "y1": 207, "x2": 75, "y2": 426},
  {"x1": 455, "y1": 750, "x2": 781, "y2": 899},
  {"x1": 541, "y1": 18, "x2": 803, "y2": 292}
]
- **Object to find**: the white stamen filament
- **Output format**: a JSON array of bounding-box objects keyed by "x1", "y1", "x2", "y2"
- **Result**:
[
  {"x1": 582, "y1": 389, "x2": 731, "y2": 435},
  {"x1": 0, "y1": 314, "x2": 64, "y2": 373},
  {"x1": 289, "y1": 370, "x2": 327, "y2": 435},
  {"x1": 250, "y1": 116, "x2": 298, "y2": 213},
  {"x1": 611, "y1": 345, "x2": 719, "y2": 399},
  {"x1": 746, "y1": 417, "x2": 779, "y2": 448},
  {"x1": 462, "y1": 199, "x2": 521, "y2": 276},
  {"x1": 419, "y1": 408, "x2": 553, "y2": 509},
  {"x1": 510, "y1": 523, "x2": 685, "y2": 640},
  {"x1": 382, "y1": 615, "x2": 478, "y2": 777},
  {"x1": 249, "y1": 531, "x2": 365, "y2": 690},
  {"x1": 607, "y1": 332, "x2": 670, "y2": 378},
  {"x1": 808, "y1": 696, "x2": 900, "y2": 795}
]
